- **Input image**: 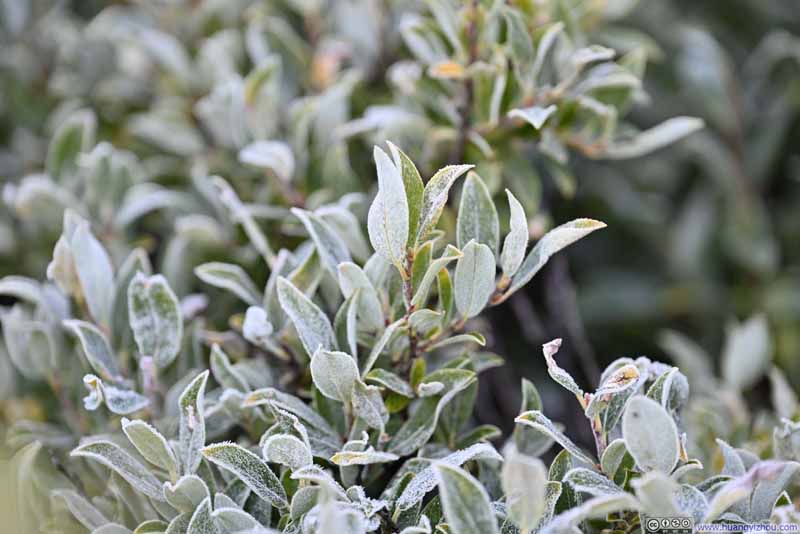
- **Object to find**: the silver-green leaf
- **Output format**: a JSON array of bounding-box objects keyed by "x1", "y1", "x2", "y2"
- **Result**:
[
  {"x1": 622, "y1": 395, "x2": 679, "y2": 473},
  {"x1": 435, "y1": 463, "x2": 499, "y2": 534},
  {"x1": 277, "y1": 276, "x2": 337, "y2": 357},
  {"x1": 128, "y1": 273, "x2": 183, "y2": 368},
  {"x1": 454, "y1": 240, "x2": 496, "y2": 319},
  {"x1": 201, "y1": 442, "x2": 288, "y2": 509}
]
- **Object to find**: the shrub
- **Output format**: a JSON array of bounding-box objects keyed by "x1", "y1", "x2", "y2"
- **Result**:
[{"x1": 1, "y1": 1, "x2": 797, "y2": 534}]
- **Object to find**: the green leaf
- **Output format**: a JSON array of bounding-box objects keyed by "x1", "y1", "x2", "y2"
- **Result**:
[
  {"x1": 165, "y1": 513, "x2": 191, "y2": 534},
  {"x1": 603, "y1": 117, "x2": 704, "y2": 159},
  {"x1": 622, "y1": 395, "x2": 679, "y2": 473},
  {"x1": 600, "y1": 439, "x2": 629, "y2": 480},
  {"x1": 631, "y1": 471, "x2": 681, "y2": 518},
  {"x1": 211, "y1": 507, "x2": 260, "y2": 531},
  {"x1": 457, "y1": 172, "x2": 499, "y2": 254},
  {"x1": 195, "y1": 262, "x2": 261, "y2": 306},
  {"x1": 503, "y1": 7, "x2": 535, "y2": 90},
  {"x1": 122, "y1": 418, "x2": 178, "y2": 478},
  {"x1": 51, "y1": 489, "x2": 108, "y2": 530},
  {"x1": 502, "y1": 450, "x2": 548, "y2": 532},
  {"x1": 564, "y1": 467, "x2": 621, "y2": 497},
  {"x1": 411, "y1": 245, "x2": 462, "y2": 309},
  {"x1": 63, "y1": 320, "x2": 121, "y2": 382},
  {"x1": 585, "y1": 363, "x2": 640, "y2": 417},
  {"x1": 277, "y1": 276, "x2": 337, "y2": 357},
  {"x1": 242, "y1": 306, "x2": 276, "y2": 352},
  {"x1": 310, "y1": 349, "x2": 359, "y2": 403},
  {"x1": 187, "y1": 497, "x2": 220, "y2": 534},
  {"x1": 541, "y1": 338, "x2": 583, "y2": 398},
  {"x1": 82, "y1": 374, "x2": 149, "y2": 415},
  {"x1": 748, "y1": 461, "x2": 800, "y2": 521},
  {"x1": 164, "y1": 475, "x2": 210, "y2": 513},
  {"x1": 508, "y1": 105, "x2": 557, "y2": 130},
  {"x1": 209, "y1": 344, "x2": 249, "y2": 392},
  {"x1": 71, "y1": 221, "x2": 114, "y2": 327},
  {"x1": 134, "y1": 519, "x2": 168, "y2": 533},
  {"x1": 513, "y1": 378, "x2": 553, "y2": 457},
  {"x1": 201, "y1": 442, "x2": 288, "y2": 509},
  {"x1": 424, "y1": 0, "x2": 463, "y2": 56},
  {"x1": 396, "y1": 443, "x2": 502, "y2": 513},
  {"x1": 361, "y1": 318, "x2": 404, "y2": 376},
  {"x1": 112, "y1": 248, "x2": 152, "y2": 351},
  {"x1": 330, "y1": 448, "x2": 398, "y2": 466},
  {"x1": 128, "y1": 273, "x2": 183, "y2": 368},
  {"x1": 290, "y1": 465, "x2": 348, "y2": 500},
  {"x1": 434, "y1": 463, "x2": 499, "y2": 534},
  {"x1": 454, "y1": 241, "x2": 496, "y2": 319},
  {"x1": 702, "y1": 461, "x2": 797, "y2": 522},
  {"x1": 47, "y1": 109, "x2": 95, "y2": 180},
  {"x1": 292, "y1": 208, "x2": 351, "y2": 275},
  {"x1": 365, "y1": 369, "x2": 413, "y2": 397},
  {"x1": 212, "y1": 176, "x2": 274, "y2": 266},
  {"x1": 179, "y1": 371, "x2": 209, "y2": 475},
  {"x1": 262, "y1": 434, "x2": 312, "y2": 471},
  {"x1": 515, "y1": 410, "x2": 596, "y2": 466},
  {"x1": 338, "y1": 262, "x2": 384, "y2": 332},
  {"x1": 531, "y1": 22, "x2": 564, "y2": 84},
  {"x1": 368, "y1": 146, "x2": 409, "y2": 272},
  {"x1": 500, "y1": 190, "x2": 528, "y2": 278},
  {"x1": 722, "y1": 313, "x2": 771, "y2": 391},
  {"x1": 388, "y1": 141, "x2": 424, "y2": 249},
  {"x1": 503, "y1": 218, "x2": 606, "y2": 300},
  {"x1": 544, "y1": 493, "x2": 640, "y2": 532},
  {"x1": 388, "y1": 369, "x2": 476, "y2": 455},
  {"x1": 351, "y1": 378, "x2": 388, "y2": 430},
  {"x1": 71, "y1": 440, "x2": 165, "y2": 502},
  {"x1": 0, "y1": 276, "x2": 43, "y2": 304},
  {"x1": 238, "y1": 140, "x2": 294, "y2": 182},
  {"x1": 416, "y1": 164, "x2": 473, "y2": 244},
  {"x1": 426, "y1": 332, "x2": 486, "y2": 351}
]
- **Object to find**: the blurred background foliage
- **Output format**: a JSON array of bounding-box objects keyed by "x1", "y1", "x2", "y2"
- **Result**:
[{"x1": 1, "y1": 0, "x2": 799, "y2": 453}]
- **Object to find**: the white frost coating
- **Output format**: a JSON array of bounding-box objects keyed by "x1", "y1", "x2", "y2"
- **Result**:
[
  {"x1": 277, "y1": 277, "x2": 337, "y2": 357},
  {"x1": 127, "y1": 272, "x2": 183, "y2": 368},
  {"x1": 500, "y1": 190, "x2": 528, "y2": 278},
  {"x1": 263, "y1": 434, "x2": 312, "y2": 471},
  {"x1": 396, "y1": 443, "x2": 502, "y2": 511},
  {"x1": 242, "y1": 306, "x2": 274, "y2": 348},
  {"x1": 70, "y1": 440, "x2": 165, "y2": 501},
  {"x1": 330, "y1": 447, "x2": 399, "y2": 466},
  {"x1": 310, "y1": 349, "x2": 359, "y2": 402},
  {"x1": 367, "y1": 146, "x2": 409, "y2": 271},
  {"x1": 435, "y1": 463, "x2": 500, "y2": 534},
  {"x1": 622, "y1": 396, "x2": 679, "y2": 473},
  {"x1": 541, "y1": 338, "x2": 583, "y2": 397},
  {"x1": 416, "y1": 164, "x2": 473, "y2": 244},
  {"x1": 291, "y1": 207, "x2": 351, "y2": 274},
  {"x1": 290, "y1": 464, "x2": 349, "y2": 500}
]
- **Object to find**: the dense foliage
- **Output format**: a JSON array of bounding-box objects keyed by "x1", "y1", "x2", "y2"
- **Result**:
[{"x1": 1, "y1": 1, "x2": 799, "y2": 533}]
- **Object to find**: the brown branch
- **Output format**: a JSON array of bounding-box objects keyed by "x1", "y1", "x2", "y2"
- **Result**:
[{"x1": 449, "y1": 0, "x2": 480, "y2": 165}]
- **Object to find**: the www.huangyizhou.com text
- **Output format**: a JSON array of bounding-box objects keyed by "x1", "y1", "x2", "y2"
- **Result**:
[{"x1": 695, "y1": 524, "x2": 800, "y2": 533}]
